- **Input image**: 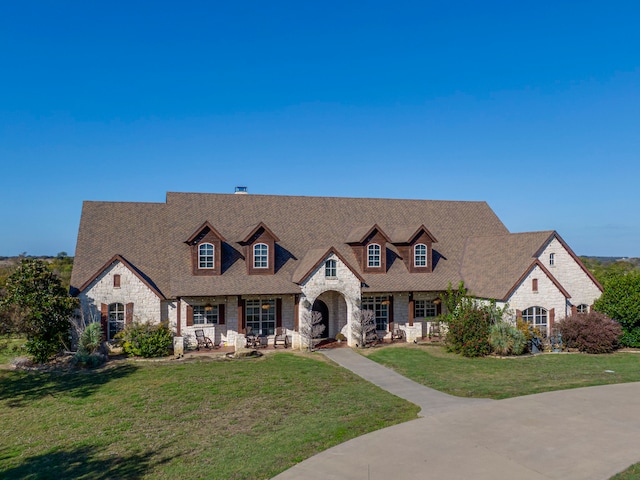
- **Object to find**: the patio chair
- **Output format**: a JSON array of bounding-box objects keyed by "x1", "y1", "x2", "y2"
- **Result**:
[
  {"x1": 245, "y1": 326, "x2": 259, "y2": 348},
  {"x1": 195, "y1": 329, "x2": 216, "y2": 350},
  {"x1": 392, "y1": 328, "x2": 405, "y2": 342},
  {"x1": 274, "y1": 327, "x2": 289, "y2": 348}
]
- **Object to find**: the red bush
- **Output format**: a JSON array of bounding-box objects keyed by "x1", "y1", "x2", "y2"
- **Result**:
[{"x1": 557, "y1": 312, "x2": 621, "y2": 354}]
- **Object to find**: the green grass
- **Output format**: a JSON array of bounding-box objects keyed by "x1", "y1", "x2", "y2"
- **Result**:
[
  {"x1": 364, "y1": 344, "x2": 640, "y2": 399},
  {"x1": 0, "y1": 335, "x2": 27, "y2": 364},
  {"x1": 612, "y1": 463, "x2": 640, "y2": 479},
  {"x1": 0, "y1": 352, "x2": 418, "y2": 479}
]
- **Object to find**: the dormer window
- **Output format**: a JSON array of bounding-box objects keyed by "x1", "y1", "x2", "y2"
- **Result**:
[
  {"x1": 414, "y1": 244, "x2": 427, "y2": 267},
  {"x1": 185, "y1": 221, "x2": 226, "y2": 276},
  {"x1": 368, "y1": 244, "x2": 381, "y2": 268},
  {"x1": 253, "y1": 243, "x2": 269, "y2": 269},
  {"x1": 198, "y1": 243, "x2": 214, "y2": 269}
]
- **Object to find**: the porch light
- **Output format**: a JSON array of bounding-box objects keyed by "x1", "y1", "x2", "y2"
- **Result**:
[
  {"x1": 381, "y1": 300, "x2": 391, "y2": 305},
  {"x1": 204, "y1": 304, "x2": 214, "y2": 312},
  {"x1": 262, "y1": 303, "x2": 271, "y2": 310},
  {"x1": 433, "y1": 298, "x2": 441, "y2": 305}
]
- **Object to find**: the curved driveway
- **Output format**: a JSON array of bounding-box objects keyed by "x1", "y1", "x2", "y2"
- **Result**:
[{"x1": 273, "y1": 348, "x2": 640, "y2": 480}]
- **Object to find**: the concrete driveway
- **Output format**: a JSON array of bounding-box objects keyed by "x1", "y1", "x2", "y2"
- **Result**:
[{"x1": 272, "y1": 349, "x2": 640, "y2": 480}]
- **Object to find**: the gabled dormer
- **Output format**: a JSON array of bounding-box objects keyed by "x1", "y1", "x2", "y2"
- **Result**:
[
  {"x1": 185, "y1": 221, "x2": 226, "y2": 276},
  {"x1": 392, "y1": 225, "x2": 438, "y2": 273},
  {"x1": 346, "y1": 224, "x2": 391, "y2": 274},
  {"x1": 239, "y1": 222, "x2": 280, "y2": 275}
]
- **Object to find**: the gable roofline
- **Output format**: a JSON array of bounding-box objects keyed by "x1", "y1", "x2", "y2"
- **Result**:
[
  {"x1": 76, "y1": 254, "x2": 166, "y2": 300},
  {"x1": 535, "y1": 231, "x2": 604, "y2": 293},
  {"x1": 239, "y1": 222, "x2": 280, "y2": 243},
  {"x1": 396, "y1": 224, "x2": 439, "y2": 244},
  {"x1": 503, "y1": 259, "x2": 571, "y2": 301},
  {"x1": 295, "y1": 246, "x2": 366, "y2": 284},
  {"x1": 346, "y1": 224, "x2": 392, "y2": 244},
  {"x1": 185, "y1": 221, "x2": 227, "y2": 244}
]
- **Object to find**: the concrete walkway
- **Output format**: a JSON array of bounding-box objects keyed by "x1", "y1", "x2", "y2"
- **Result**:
[{"x1": 273, "y1": 348, "x2": 640, "y2": 480}]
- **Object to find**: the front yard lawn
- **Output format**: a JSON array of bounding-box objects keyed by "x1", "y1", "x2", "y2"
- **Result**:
[
  {"x1": 364, "y1": 344, "x2": 640, "y2": 399},
  {"x1": 0, "y1": 352, "x2": 419, "y2": 479}
]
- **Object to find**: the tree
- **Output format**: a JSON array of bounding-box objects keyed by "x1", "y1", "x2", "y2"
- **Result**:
[
  {"x1": 299, "y1": 310, "x2": 325, "y2": 351},
  {"x1": 0, "y1": 258, "x2": 78, "y2": 362},
  {"x1": 351, "y1": 309, "x2": 376, "y2": 348},
  {"x1": 594, "y1": 271, "x2": 640, "y2": 347}
]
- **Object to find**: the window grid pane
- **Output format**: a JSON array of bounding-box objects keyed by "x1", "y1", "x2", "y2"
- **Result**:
[
  {"x1": 414, "y1": 299, "x2": 437, "y2": 318},
  {"x1": 245, "y1": 299, "x2": 275, "y2": 335},
  {"x1": 193, "y1": 305, "x2": 218, "y2": 325},
  {"x1": 414, "y1": 244, "x2": 427, "y2": 267},
  {"x1": 362, "y1": 296, "x2": 389, "y2": 331},
  {"x1": 325, "y1": 259, "x2": 337, "y2": 277},
  {"x1": 368, "y1": 244, "x2": 381, "y2": 267},
  {"x1": 108, "y1": 303, "x2": 125, "y2": 340},
  {"x1": 199, "y1": 243, "x2": 214, "y2": 269},
  {"x1": 254, "y1": 244, "x2": 268, "y2": 268}
]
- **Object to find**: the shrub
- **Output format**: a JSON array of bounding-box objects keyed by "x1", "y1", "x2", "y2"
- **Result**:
[
  {"x1": 444, "y1": 298, "x2": 494, "y2": 357},
  {"x1": 489, "y1": 322, "x2": 526, "y2": 356},
  {"x1": 118, "y1": 322, "x2": 173, "y2": 358},
  {"x1": 73, "y1": 322, "x2": 106, "y2": 368},
  {"x1": 557, "y1": 312, "x2": 622, "y2": 354}
]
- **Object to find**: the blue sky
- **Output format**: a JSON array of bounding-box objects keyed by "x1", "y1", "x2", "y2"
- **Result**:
[{"x1": 1, "y1": 1, "x2": 639, "y2": 257}]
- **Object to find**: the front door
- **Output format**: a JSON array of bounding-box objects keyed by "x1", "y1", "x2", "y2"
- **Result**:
[{"x1": 312, "y1": 299, "x2": 330, "y2": 338}]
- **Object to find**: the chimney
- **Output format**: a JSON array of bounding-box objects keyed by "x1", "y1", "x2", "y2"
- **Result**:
[{"x1": 234, "y1": 186, "x2": 248, "y2": 194}]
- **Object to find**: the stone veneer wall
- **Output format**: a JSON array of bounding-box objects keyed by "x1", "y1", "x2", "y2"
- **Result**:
[
  {"x1": 507, "y1": 264, "x2": 569, "y2": 320},
  {"x1": 79, "y1": 261, "x2": 162, "y2": 326},
  {"x1": 538, "y1": 238, "x2": 602, "y2": 309}
]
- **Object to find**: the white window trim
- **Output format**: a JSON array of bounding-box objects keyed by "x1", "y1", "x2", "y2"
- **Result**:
[
  {"x1": 193, "y1": 305, "x2": 218, "y2": 325},
  {"x1": 367, "y1": 243, "x2": 381, "y2": 268},
  {"x1": 198, "y1": 243, "x2": 215, "y2": 269},
  {"x1": 325, "y1": 259, "x2": 337, "y2": 278},
  {"x1": 253, "y1": 243, "x2": 269, "y2": 269},
  {"x1": 414, "y1": 243, "x2": 427, "y2": 267}
]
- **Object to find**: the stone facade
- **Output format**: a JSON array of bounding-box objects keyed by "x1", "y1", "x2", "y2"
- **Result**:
[{"x1": 78, "y1": 260, "x2": 162, "y2": 331}]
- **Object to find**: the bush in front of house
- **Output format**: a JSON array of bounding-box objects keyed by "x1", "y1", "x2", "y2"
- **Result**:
[
  {"x1": 118, "y1": 322, "x2": 173, "y2": 358},
  {"x1": 444, "y1": 299, "x2": 494, "y2": 357},
  {"x1": 73, "y1": 322, "x2": 106, "y2": 368},
  {"x1": 489, "y1": 322, "x2": 527, "y2": 356},
  {"x1": 557, "y1": 312, "x2": 621, "y2": 354}
]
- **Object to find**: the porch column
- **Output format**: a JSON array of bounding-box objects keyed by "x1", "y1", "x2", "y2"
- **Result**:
[{"x1": 408, "y1": 293, "x2": 414, "y2": 327}]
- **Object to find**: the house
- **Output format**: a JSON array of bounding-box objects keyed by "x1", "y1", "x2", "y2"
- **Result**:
[{"x1": 70, "y1": 191, "x2": 602, "y2": 348}]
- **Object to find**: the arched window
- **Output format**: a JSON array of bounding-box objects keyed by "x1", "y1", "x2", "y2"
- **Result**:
[
  {"x1": 414, "y1": 244, "x2": 427, "y2": 267},
  {"x1": 254, "y1": 243, "x2": 268, "y2": 268},
  {"x1": 108, "y1": 303, "x2": 125, "y2": 340},
  {"x1": 325, "y1": 259, "x2": 337, "y2": 278},
  {"x1": 367, "y1": 244, "x2": 381, "y2": 268},
  {"x1": 577, "y1": 304, "x2": 589, "y2": 314},
  {"x1": 522, "y1": 306, "x2": 548, "y2": 336},
  {"x1": 198, "y1": 243, "x2": 214, "y2": 269}
]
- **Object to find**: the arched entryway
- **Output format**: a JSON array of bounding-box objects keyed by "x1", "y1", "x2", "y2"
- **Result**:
[{"x1": 312, "y1": 299, "x2": 329, "y2": 338}]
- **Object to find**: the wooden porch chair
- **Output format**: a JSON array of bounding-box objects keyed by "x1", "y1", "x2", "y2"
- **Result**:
[
  {"x1": 274, "y1": 327, "x2": 289, "y2": 348},
  {"x1": 245, "y1": 326, "x2": 260, "y2": 348},
  {"x1": 392, "y1": 328, "x2": 406, "y2": 342},
  {"x1": 195, "y1": 329, "x2": 216, "y2": 350}
]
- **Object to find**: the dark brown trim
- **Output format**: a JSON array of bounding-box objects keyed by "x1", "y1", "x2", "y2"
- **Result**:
[
  {"x1": 276, "y1": 298, "x2": 282, "y2": 328},
  {"x1": 176, "y1": 298, "x2": 181, "y2": 336},
  {"x1": 388, "y1": 295, "x2": 394, "y2": 332},
  {"x1": 503, "y1": 260, "x2": 571, "y2": 301},
  {"x1": 294, "y1": 295, "x2": 300, "y2": 331},
  {"x1": 100, "y1": 303, "x2": 108, "y2": 340},
  {"x1": 516, "y1": 309, "x2": 522, "y2": 321},
  {"x1": 532, "y1": 278, "x2": 538, "y2": 292},
  {"x1": 549, "y1": 308, "x2": 555, "y2": 334},
  {"x1": 219, "y1": 304, "x2": 226, "y2": 325},
  {"x1": 125, "y1": 302, "x2": 134, "y2": 326},
  {"x1": 186, "y1": 305, "x2": 194, "y2": 326},
  {"x1": 238, "y1": 297, "x2": 246, "y2": 333},
  {"x1": 113, "y1": 274, "x2": 121, "y2": 288},
  {"x1": 408, "y1": 293, "x2": 414, "y2": 327},
  {"x1": 240, "y1": 222, "x2": 280, "y2": 243},
  {"x1": 185, "y1": 221, "x2": 227, "y2": 243},
  {"x1": 571, "y1": 305, "x2": 577, "y2": 316},
  {"x1": 295, "y1": 247, "x2": 366, "y2": 284},
  {"x1": 77, "y1": 254, "x2": 165, "y2": 299}
]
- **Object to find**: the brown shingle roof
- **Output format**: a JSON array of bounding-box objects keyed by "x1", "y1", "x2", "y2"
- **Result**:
[{"x1": 72, "y1": 192, "x2": 533, "y2": 298}]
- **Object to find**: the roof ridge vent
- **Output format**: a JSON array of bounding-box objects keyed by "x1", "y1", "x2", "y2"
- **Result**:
[{"x1": 234, "y1": 186, "x2": 248, "y2": 194}]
